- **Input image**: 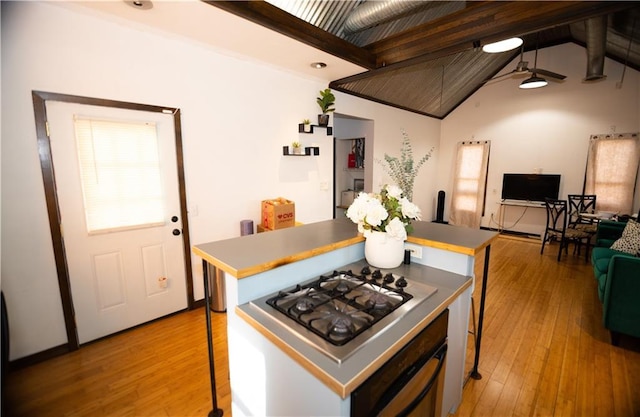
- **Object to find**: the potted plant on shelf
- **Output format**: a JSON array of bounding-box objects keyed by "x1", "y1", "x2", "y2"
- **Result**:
[
  {"x1": 292, "y1": 141, "x2": 303, "y2": 155},
  {"x1": 316, "y1": 88, "x2": 335, "y2": 127},
  {"x1": 302, "y1": 119, "x2": 312, "y2": 132}
]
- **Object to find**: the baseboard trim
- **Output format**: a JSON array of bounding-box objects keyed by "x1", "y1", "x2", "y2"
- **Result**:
[
  {"x1": 9, "y1": 343, "x2": 71, "y2": 371},
  {"x1": 481, "y1": 226, "x2": 541, "y2": 240}
]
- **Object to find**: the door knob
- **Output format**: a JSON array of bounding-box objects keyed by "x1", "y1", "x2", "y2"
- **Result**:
[
  {"x1": 172, "y1": 229, "x2": 181, "y2": 236},
  {"x1": 171, "y1": 216, "x2": 179, "y2": 223}
]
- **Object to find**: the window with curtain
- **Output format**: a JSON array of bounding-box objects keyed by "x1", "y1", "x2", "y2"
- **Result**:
[
  {"x1": 449, "y1": 141, "x2": 491, "y2": 228},
  {"x1": 584, "y1": 133, "x2": 640, "y2": 215},
  {"x1": 74, "y1": 116, "x2": 165, "y2": 234}
]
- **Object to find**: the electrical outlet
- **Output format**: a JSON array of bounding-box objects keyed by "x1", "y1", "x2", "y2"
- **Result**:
[{"x1": 404, "y1": 243, "x2": 423, "y2": 259}]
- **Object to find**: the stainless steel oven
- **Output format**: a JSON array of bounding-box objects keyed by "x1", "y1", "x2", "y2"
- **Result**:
[{"x1": 351, "y1": 309, "x2": 448, "y2": 417}]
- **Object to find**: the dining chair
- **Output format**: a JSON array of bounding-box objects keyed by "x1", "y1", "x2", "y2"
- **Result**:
[
  {"x1": 567, "y1": 194, "x2": 598, "y2": 233},
  {"x1": 541, "y1": 198, "x2": 592, "y2": 261}
]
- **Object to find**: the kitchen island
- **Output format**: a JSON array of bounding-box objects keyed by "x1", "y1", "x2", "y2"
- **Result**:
[{"x1": 193, "y1": 218, "x2": 497, "y2": 417}]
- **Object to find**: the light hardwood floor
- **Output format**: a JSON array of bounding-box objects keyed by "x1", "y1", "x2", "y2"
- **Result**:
[
  {"x1": 5, "y1": 236, "x2": 640, "y2": 416},
  {"x1": 457, "y1": 235, "x2": 640, "y2": 417},
  {"x1": 5, "y1": 307, "x2": 232, "y2": 416}
]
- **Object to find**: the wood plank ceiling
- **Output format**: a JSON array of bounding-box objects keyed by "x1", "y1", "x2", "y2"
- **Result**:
[{"x1": 205, "y1": 1, "x2": 640, "y2": 119}]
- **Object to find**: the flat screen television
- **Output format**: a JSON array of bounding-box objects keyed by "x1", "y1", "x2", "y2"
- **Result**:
[{"x1": 501, "y1": 173, "x2": 561, "y2": 202}]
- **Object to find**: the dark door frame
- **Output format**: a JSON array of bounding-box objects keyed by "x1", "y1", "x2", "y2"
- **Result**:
[{"x1": 31, "y1": 91, "x2": 194, "y2": 353}]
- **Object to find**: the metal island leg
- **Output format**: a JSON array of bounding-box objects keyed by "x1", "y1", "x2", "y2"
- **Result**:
[
  {"x1": 203, "y1": 259, "x2": 224, "y2": 417},
  {"x1": 468, "y1": 244, "x2": 491, "y2": 381}
]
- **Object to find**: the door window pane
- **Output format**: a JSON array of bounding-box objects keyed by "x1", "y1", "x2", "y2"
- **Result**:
[{"x1": 74, "y1": 117, "x2": 165, "y2": 234}]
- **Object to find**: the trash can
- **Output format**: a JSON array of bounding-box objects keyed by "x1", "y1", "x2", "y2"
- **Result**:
[
  {"x1": 207, "y1": 263, "x2": 226, "y2": 312},
  {"x1": 240, "y1": 219, "x2": 254, "y2": 236}
]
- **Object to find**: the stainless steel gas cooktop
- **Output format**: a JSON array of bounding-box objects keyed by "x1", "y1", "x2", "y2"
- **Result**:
[{"x1": 249, "y1": 264, "x2": 438, "y2": 364}]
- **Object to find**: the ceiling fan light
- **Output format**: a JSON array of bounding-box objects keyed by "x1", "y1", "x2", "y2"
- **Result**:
[
  {"x1": 519, "y1": 75, "x2": 548, "y2": 89},
  {"x1": 482, "y1": 37, "x2": 523, "y2": 53}
]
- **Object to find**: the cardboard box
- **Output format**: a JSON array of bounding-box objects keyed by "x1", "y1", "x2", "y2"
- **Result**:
[{"x1": 261, "y1": 198, "x2": 295, "y2": 230}]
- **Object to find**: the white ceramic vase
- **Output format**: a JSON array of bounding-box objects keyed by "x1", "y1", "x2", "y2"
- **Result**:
[{"x1": 364, "y1": 231, "x2": 405, "y2": 269}]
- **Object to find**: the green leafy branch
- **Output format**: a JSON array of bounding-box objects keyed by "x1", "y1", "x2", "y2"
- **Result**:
[{"x1": 377, "y1": 129, "x2": 433, "y2": 201}]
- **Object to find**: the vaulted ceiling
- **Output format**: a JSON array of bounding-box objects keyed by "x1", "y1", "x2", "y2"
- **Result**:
[{"x1": 205, "y1": 1, "x2": 640, "y2": 119}]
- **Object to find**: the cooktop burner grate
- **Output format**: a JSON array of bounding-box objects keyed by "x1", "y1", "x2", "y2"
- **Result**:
[{"x1": 266, "y1": 267, "x2": 413, "y2": 346}]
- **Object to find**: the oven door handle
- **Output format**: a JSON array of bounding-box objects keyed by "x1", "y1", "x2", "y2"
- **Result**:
[{"x1": 394, "y1": 343, "x2": 448, "y2": 417}]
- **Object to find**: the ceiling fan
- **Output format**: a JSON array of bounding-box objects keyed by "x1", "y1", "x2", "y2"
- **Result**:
[{"x1": 486, "y1": 43, "x2": 567, "y2": 86}]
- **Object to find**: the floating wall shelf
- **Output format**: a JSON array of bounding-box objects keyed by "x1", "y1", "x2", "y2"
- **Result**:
[
  {"x1": 298, "y1": 123, "x2": 333, "y2": 135},
  {"x1": 282, "y1": 146, "x2": 320, "y2": 156}
]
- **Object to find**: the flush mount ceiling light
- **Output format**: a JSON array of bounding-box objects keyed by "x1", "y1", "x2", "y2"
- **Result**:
[
  {"x1": 125, "y1": 0, "x2": 153, "y2": 10},
  {"x1": 311, "y1": 62, "x2": 327, "y2": 69},
  {"x1": 519, "y1": 75, "x2": 548, "y2": 89},
  {"x1": 482, "y1": 37, "x2": 523, "y2": 53}
]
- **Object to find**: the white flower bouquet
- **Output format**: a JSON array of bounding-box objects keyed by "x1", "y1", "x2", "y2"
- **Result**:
[{"x1": 346, "y1": 184, "x2": 422, "y2": 241}]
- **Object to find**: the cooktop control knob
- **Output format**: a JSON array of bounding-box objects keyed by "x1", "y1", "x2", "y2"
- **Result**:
[
  {"x1": 395, "y1": 277, "x2": 407, "y2": 288},
  {"x1": 383, "y1": 273, "x2": 395, "y2": 283},
  {"x1": 360, "y1": 266, "x2": 371, "y2": 275},
  {"x1": 372, "y1": 269, "x2": 383, "y2": 280}
]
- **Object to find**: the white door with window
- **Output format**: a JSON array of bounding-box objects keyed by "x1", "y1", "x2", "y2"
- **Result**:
[{"x1": 46, "y1": 101, "x2": 188, "y2": 344}]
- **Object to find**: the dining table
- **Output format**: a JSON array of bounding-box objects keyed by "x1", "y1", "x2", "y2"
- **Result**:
[{"x1": 578, "y1": 211, "x2": 617, "y2": 223}]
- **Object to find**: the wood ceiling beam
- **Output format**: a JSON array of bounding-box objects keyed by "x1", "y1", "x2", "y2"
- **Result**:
[
  {"x1": 368, "y1": 1, "x2": 634, "y2": 68},
  {"x1": 204, "y1": 1, "x2": 636, "y2": 81},
  {"x1": 202, "y1": 0, "x2": 378, "y2": 70}
]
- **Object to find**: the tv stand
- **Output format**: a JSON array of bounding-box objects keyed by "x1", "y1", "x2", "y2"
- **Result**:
[
  {"x1": 500, "y1": 199, "x2": 545, "y2": 207},
  {"x1": 497, "y1": 200, "x2": 546, "y2": 232}
]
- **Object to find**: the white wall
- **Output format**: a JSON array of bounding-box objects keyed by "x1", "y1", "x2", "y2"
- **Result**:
[
  {"x1": 0, "y1": 2, "x2": 436, "y2": 359},
  {"x1": 440, "y1": 43, "x2": 640, "y2": 235}
]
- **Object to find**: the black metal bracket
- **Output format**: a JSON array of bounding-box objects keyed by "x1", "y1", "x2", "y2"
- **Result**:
[{"x1": 298, "y1": 123, "x2": 333, "y2": 135}]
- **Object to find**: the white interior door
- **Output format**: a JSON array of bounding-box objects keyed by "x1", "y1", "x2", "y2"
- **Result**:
[{"x1": 46, "y1": 101, "x2": 188, "y2": 344}]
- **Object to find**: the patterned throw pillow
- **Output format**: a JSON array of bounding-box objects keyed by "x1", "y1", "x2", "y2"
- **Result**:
[{"x1": 610, "y1": 219, "x2": 640, "y2": 256}]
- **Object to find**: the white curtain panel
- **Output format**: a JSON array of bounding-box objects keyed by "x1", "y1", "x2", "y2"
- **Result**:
[
  {"x1": 585, "y1": 133, "x2": 640, "y2": 215},
  {"x1": 449, "y1": 141, "x2": 491, "y2": 228}
]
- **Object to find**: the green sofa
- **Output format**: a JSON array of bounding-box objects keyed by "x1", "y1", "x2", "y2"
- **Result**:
[{"x1": 591, "y1": 220, "x2": 640, "y2": 345}]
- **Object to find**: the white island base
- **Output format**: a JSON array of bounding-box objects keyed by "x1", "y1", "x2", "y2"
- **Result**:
[{"x1": 193, "y1": 219, "x2": 497, "y2": 417}]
